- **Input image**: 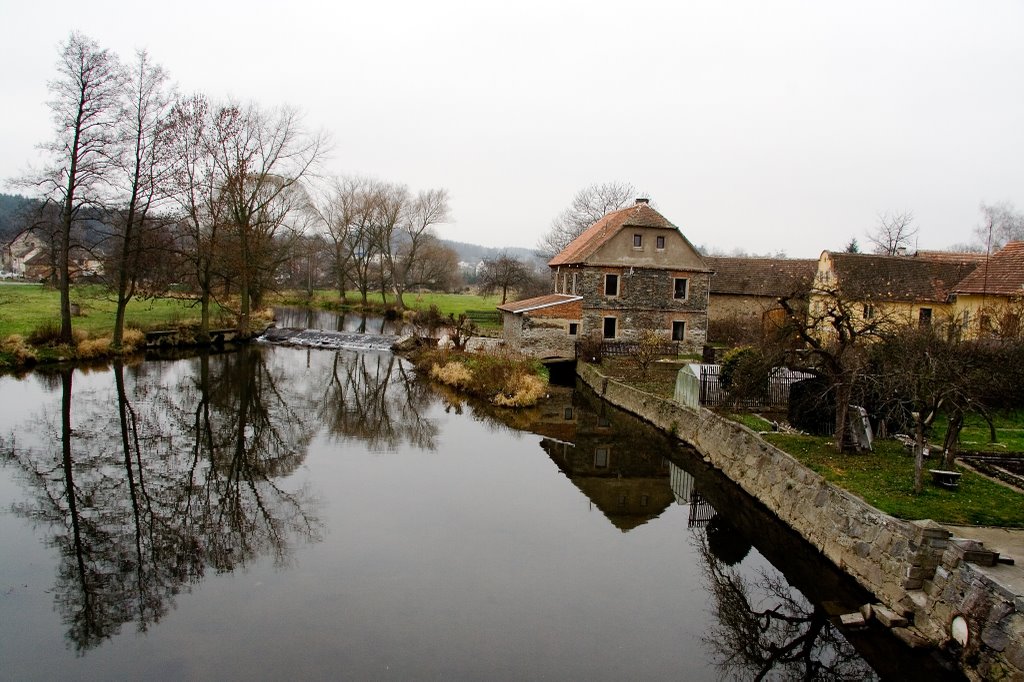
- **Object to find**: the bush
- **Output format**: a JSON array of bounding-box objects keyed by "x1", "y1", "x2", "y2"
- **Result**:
[
  {"x1": 76, "y1": 336, "x2": 111, "y2": 359},
  {"x1": 492, "y1": 372, "x2": 546, "y2": 407},
  {"x1": 415, "y1": 348, "x2": 548, "y2": 408},
  {"x1": 719, "y1": 345, "x2": 771, "y2": 403},
  {"x1": 2, "y1": 335, "x2": 37, "y2": 364}
]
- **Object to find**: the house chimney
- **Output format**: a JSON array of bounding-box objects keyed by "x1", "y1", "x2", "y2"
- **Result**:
[{"x1": 635, "y1": 197, "x2": 649, "y2": 205}]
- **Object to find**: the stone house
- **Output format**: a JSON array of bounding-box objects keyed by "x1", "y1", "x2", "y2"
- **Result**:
[
  {"x1": 704, "y1": 256, "x2": 817, "y2": 337},
  {"x1": 499, "y1": 199, "x2": 711, "y2": 358},
  {"x1": 949, "y1": 241, "x2": 1024, "y2": 338},
  {"x1": 809, "y1": 250, "x2": 981, "y2": 332}
]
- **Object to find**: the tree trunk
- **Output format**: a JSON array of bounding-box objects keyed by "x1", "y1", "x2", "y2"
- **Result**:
[
  {"x1": 942, "y1": 411, "x2": 964, "y2": 470},
  {"x1": 833, "y1": 380, "x2": 853, "y2": 453},
  {"x1": 913, "y1": 415, "x2": 926, "y2": 494}
]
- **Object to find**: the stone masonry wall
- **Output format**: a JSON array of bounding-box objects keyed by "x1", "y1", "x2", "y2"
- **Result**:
[
  {"x1": 577, "y1": 362, "x2": 1023, "y2": 681},
  {"x1": 578, "y1": 267, "x2": 710, "y2": 351}
]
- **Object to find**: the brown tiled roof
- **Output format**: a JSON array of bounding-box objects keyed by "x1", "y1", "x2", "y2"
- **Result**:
[
  {"x1": 952, "y1": 242, "x2": 1024, "y2": 295},
  {"x1": 705, "y1": 257, "x2": 817, "y2": 297},
  {"x1": 548, "y1": 202, "x2": 677, "y2": 266},
  {"x1": 913, "y1": 250, "x2": 987, "y2": 264},
  {"x1": 826, "y1": 252, "x2": 980, "y2": 303},
  {"x1": 497, "y1": 293, "x2": 582, "y2": 314}
]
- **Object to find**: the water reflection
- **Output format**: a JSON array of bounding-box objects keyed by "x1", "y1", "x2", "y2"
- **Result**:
[
  {"x1": 537, "y1": 387, "x2": 675, "y2": 530},
  {"x1": 316, "y1": 350, "x2": 438, "y2": 452},
  {"x1": 272, "y1": 306, "x2": 408, "y2": 335},
  {"x1": 1, "y1": 349, "x2": 322, "y2": 651},
  {"x1": 0, "y1": 350, "x2": 964, "y2": 679},
  {"x1": 490, "y1": 383, "x2": 959, "y2": 681}
]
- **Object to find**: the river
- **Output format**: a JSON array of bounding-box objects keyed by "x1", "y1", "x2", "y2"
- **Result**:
[{"x1": 0, "y1": 342, "x2": 961, "y2": 680}]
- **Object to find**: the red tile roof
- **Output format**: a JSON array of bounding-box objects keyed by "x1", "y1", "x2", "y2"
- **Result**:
[
  {"x1": 952, "y1": 242, "x2": 1024, "y2": 296},
  {"x1": 548, "y1": 202, "x2": 677, "y2": 266},
  {"x1": 497, "y1": 294, "x2": 582, "y2": 314}
]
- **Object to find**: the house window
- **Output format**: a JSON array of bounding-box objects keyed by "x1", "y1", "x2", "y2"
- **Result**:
[
  {"x1": 594, "y1": 447, "x2": 609, "y2": 468},
  {"x1": 605, "y1": 273, "x2": 619, "y2": 297},
  {"x1": 633, "y1": 234, "x2": 643, "y2": 248},
  {"x1": 564, "y1": 407, "x2": 574, "y2": 420},
  {"x1": 919, "y1": 308, "x2": 932, "y2": 326},
  {"x1": 656, "y1": 235, "x2": 665, "y2": 250},
  {"x1": 568, "y1": 322, "x2": 578, "y2": 336},
  {"x1": 562, "y1": 273, "x2": 569, "y2": 293},
  {"x1": 961, "y1": 309, "x2": 970, "y2": 327},
  {"x1": 571, "y1": 272, "x2": 577, "y2": 294},
  {"x1": 863, "y1": 304, "x2": 875, "y2": 319},
  {"x1": 672, "y1": 320, "x2": 686, "y2": 341},
  {"x1": 673, "y1": 278, "x2": 688, "y2": 300},
  {"x1": 603, "y1": 316, "x2": 617, "y2": 339}
]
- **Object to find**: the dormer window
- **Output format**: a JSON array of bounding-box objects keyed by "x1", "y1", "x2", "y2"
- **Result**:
[{"x1": 633, "y1": 234, "x2": 643, "y2": 249}]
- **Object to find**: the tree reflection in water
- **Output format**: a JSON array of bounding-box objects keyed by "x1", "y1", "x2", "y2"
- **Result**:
[
  {"x1": 695, "y1": 518, "x2": 875, "y2": 681},
  {"x1": 1, "y1": 348, "x2": 323, "y2": 652},
  {"x1": 316, "y1": 350, "x2": 438, "y2": 451}
]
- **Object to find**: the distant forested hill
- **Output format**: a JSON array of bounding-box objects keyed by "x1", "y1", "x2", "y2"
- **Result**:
[
  {"x1": 440, "y1": 239, "x2": 547, "y2": 271},
  {"x1": 0, "y1": 193, "x2": 42, "y2": 242}
]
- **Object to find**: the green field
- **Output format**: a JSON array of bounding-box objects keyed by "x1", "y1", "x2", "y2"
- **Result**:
[
  {"x1": 0, "y1": 283, "x2": 228, "y2": 339},
  {"x1": 271, "y1": 289, "x2": 504, "y2": 326}
]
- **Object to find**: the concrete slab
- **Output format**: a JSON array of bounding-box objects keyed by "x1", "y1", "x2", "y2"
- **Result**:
[{"x1": 944, "y1": 525, "x2": 1024, "y2": 597}]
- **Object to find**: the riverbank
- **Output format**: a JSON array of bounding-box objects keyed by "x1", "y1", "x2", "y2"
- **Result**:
[{"x1": 577, "y1": 361, "x2": 1024, "y2": 681}]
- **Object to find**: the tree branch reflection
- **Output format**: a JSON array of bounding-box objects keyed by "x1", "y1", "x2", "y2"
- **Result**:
[{"x1": 1, "y1": 348, "x2": 321, "y2": 652}]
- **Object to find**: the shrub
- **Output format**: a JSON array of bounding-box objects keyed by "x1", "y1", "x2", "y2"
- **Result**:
[
  {"x1": 121, "y1": 328, "x2": 146, "y2": 352},
  {"x1": 430, "y1": 361, "x2": 474, "y2": 389},
  {"x1": 76, "y1": 336, "x2": 112, "y2": 359},
  {"x1": 28, "y1": 321, "x2": 62, "y2": 345},
  {"x1": 2, "y1": 335, "x2": 37, "y2": 364},
  {"x1": 493, "y1": 372, "x2": 546, "y2": 407}
]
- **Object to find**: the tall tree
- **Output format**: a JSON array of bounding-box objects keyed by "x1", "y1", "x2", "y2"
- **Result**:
[
  {"x1": 166, "y1": 93, "x2": 224, "y2": 338},
  {"x1": 384, "y1": 186, "x2": 450, "y2": 309},
  {"x1": 537, "y1": 181, "x2": 636, "y2": 258},
  {"x1": 975, "y1": 201, "x2": 1024, "y2": 252},
  {"x1": 29, "y1": 33, "x2": 123, "y2": 344},
  {"x1": 867, "y1": 210, "x2": 917, "y2": 255},
  {"x1": 210, "y1": 103, "x2": 325, "y2": 333},
  {"x1": 106, "y1": 49, "x2": 175, "y2": 350}
]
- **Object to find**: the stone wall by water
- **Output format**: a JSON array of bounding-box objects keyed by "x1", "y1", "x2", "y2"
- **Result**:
[{"x1": 577, "y1": 362, "x2": 1024, "y2": 681}]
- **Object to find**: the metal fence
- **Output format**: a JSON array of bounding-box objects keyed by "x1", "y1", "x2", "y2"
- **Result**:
[{"x1": 697, "y1": 364, "x2": 813, "y2": 410}]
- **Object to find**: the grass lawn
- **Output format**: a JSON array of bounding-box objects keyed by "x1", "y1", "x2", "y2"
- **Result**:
[
  {"x1": 932, "y1": 409, "x2": 1024, "y2": 454},
  {"x1": 598, "y1": 356, "x2": 699, "y2": 398},
  {"x1": 763, "y1": 433, "x2": 1024, "y2": 527},
  {"x1": 270, "y1": 289, "x2": 505, "y2": 327},
  {"x1": 0, "y1": 283, "x2": 225, "y2": 339}
]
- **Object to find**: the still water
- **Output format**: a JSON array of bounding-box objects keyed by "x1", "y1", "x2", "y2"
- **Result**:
[{"x1": 0, "y1": 345, "x2": 959, "y2": 680}]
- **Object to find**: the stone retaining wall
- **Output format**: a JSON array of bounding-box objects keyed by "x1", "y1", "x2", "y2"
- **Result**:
[{"x1": 577, "y1": 362, "x2": 1024, "y2": 681}]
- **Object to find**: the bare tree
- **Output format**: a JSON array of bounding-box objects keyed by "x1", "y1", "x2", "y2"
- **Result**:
[
  {"x1": 387, "y1": 187, "x2": 450, "y2": 309},
  {"x1": 166, "y1": 93, "x2": 225, "y2": 338},
  {"x1": 25, "y1": 33, "x2": 123, "y2": 344},
  {"x1": 778, "y1": 290, "x2": 892, "y2": 453},
  {"x1": 536, "y1": 181, "x2": 636, "y2": 258},
  {"x1": 975, "y1": 201, "x2": 1024, "y2": 252},
  {"x1": 105, "y1": 49, "x2": 175, "y2": 350},
  {"x1": 867, "y1": 210, "x2": 917, "y2": 256},
  {"x1": 478, "y1": 253, "x2": 531, "y2": 304},
  {"x1": 209, "y1": 103, "x2": 326, "y2": 333}
]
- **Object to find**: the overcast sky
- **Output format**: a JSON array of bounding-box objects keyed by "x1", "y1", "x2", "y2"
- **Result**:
[{"x1": 3, "y1": 0, "x2": 1023, "y2": 257}]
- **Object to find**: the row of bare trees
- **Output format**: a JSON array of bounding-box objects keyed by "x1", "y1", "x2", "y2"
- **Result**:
[{"x1": 16, "y1": 32, "x2": 455, "y2": 348}]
